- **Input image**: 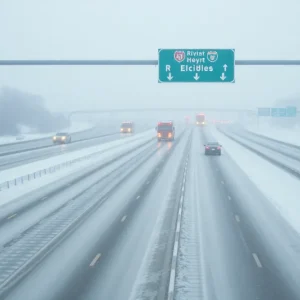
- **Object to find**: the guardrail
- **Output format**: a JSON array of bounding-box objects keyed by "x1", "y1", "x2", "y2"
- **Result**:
[
  {"x1": 0, "y1": 152, "x2": 97, "y2": 191},
  {"x1": 0, "y1": 135, "x2": 155, "y2": 191}
]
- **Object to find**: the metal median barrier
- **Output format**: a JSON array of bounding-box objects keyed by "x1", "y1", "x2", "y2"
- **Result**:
[
  {"x1": 0, "y1": 135, "x2": 155, "y2": 192},
  {"x1": 0, "y1": 154, "x2": 94, "y2": 191}
]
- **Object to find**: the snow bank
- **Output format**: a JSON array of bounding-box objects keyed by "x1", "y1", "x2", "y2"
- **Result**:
[{"x1": 211, "y1": 126, "x2": 300, "y2": 234}]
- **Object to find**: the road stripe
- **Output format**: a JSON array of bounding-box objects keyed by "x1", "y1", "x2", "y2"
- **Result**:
[
  {"x1": 136, "y1": 195, "x2": 140, "y2": 199},
  {"x1": 228, "y1": 195, "x2": 231, "y2": 200},
  {"x1": 90, "y1": 253, "x2": 101, "y2": 267},
  {"x1": 235, "y1": 215, "x2": 240, "y2": 223},
  {"x1": 42, "y1": 197, "x2": 48, "y2": 200},
  {"x1": 121, "y1": 215, "x2": 127, "y2": 222},
  {"x1": 221, "y1": 180, "x2": 225, "y2": 185},
  {"x1": 7, "y1": 214, "x2": 17, "y2": 220},
  {"x1": 252, "y1": 253, "x2": 263, "y2": 268}
]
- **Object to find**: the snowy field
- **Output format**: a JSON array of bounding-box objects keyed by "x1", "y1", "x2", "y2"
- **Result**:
[
  {"x1": 0, "y1": 122, "x2": 94, "y2": 145},
  {"x1": 212, "y1": 126, "x2": 300, "y2": 234}
]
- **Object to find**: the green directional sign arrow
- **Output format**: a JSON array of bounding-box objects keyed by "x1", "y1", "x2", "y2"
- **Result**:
[{"x1": 158, "y1": 49, "x2": 235, "y2": 83}]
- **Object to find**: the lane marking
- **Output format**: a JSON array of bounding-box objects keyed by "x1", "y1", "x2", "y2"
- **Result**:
[
  {"x1": 228, "y1": 195, "x2": 231, "y2": 200},
  {"x1": 42, "y1": 197, "x2": 48, "y2": 200},
  {"x1": 136, "y1": 195, "x2": 140, "y2": 200},
  {"x1": 89, "y1": 253, "x2": 101, "y2": 267},
  {"x1": 168, "y1": 269, "x2": 176, "y2": 294},
  {"x1": 221, "y1": 181, "x2": 225, "y2": 185},
  {"x1": 7, "y1": 214, "x2": 17, "y2": 220},
  {"x1": 235, "y1": 215, "x2": 240, "y2": 223},
  {"x1": 178, "y1": 207, "x2": 182, "y2": 216},
  {"x1": 146, "y1": 181, "x2": 150, "y2": 185},
  {"x1": 252, "y1": 253, "x2": 263, "y2": 268},
  {"x1": 176, "y1": 222, "x2": 180, "y2": 233},
  {"x1": 173, "y1": 240, "x2": 179, "y2": 254},
  {"x1": 181, "y1": 186, "x2": 185, "y2": 193},
  {"x1": 121, "y1": 215, "x2": 127, "y2": 222}
]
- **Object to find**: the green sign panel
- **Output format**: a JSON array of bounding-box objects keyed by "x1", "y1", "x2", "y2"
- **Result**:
[{"x1": 158, "y1": 49, "x2": 235, "y2": 83}]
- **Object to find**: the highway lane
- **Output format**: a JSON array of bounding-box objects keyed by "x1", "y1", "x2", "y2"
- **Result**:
[
  {"x1": 0, "y1": 125, "x2": 100, "y2": 155},
  {"x1": 204, "y1": 126, "x2": 300, "y2": 299},
  {"x1": 0, "y1": 124, "x2": 151, "y2": 170},
  {"x1": 0, "y1": 136, "x2": 160, "y2": 249},
  {"x1": 2, "y1": 125, "x2": 299, "y2": 300},
  {"x1": 174, "y1": 128, "x2": 262, "y2": 300},
  {"x1": 0, "y1": 127, "x2": 191, "y2": 300}
]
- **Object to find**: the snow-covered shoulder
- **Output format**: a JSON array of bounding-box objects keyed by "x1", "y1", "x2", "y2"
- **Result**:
[
  {"x1": 247, "y1": 123, "x2": 300, "y2": 146},
  {"x1": 211, "y1": 126, "x2": 300, "y2": 235}
]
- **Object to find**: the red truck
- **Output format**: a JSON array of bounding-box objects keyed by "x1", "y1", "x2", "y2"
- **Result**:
[
  {"x1": 196, "y1": 113, "x2": 205, "y2": 126},
  {"x1": 156, "y1": 121, "x2": 175, "y2": 141}
]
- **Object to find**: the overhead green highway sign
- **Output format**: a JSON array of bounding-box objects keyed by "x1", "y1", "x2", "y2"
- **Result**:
[{"x1": 158, "y1": 49, "x2": 235, "y2": 83}]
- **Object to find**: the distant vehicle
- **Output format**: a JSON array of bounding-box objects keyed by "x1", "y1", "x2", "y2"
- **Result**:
[
  {"x1": 196, "y1": 113, "x2": 205, "y2": 126},
  {"x1": 204, "y1": 142, "x2": 222, "y2": 155},
  {"x1": 120, "y1": 121, "x2": 135, "y2": 133},
  {"x1": 156, "y1": 121, "x2": 175, "y2": 141},
  {"x1": 185, "y1": 116, "x2": 190, "y2": 124},
  {"x1": 52, "y1": 132, "x2": 71, "y2": 144}
]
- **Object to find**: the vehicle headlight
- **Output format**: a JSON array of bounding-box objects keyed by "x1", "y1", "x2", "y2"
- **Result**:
[
  {"x1": 53, "y1": 137, "x2": 56, "y2": 140},
  {"x1": 128, "y1": 128, "x2": 131, "y2": 132},
  {"x1": 62, "y1": 136, "x2": 66, "y2": 140}
]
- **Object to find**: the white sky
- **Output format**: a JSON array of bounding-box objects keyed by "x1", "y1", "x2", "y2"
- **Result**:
[{"x1": 0, "y1": 0, "x2": 300, "y2": 112}]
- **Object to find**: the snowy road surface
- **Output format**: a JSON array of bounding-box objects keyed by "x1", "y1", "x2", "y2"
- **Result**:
[
  {"x1": 0, "y1": 122, "x2": 94, "y2": 145},
  {"x1": 0, "y1": 123, "x2": 151, "y2": 170},
  {"x1": 0, "y1": 125, "x2": 299, "y2": 300}
]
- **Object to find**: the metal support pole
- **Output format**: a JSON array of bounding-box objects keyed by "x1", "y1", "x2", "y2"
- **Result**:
[{"x1": 1, "y1": 59, "x2": 300, "y2": 66}]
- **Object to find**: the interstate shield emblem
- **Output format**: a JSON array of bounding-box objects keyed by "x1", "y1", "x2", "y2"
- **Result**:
[
  {"x1": 207, "y1": 51, "x2": 218, "y2": 62},
  {"x1": 174, "y1": 51, "x2": 185, "y2": 63}
]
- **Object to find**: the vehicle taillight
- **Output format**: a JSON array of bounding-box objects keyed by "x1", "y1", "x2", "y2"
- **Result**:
[
  {"x1": 205, "y1": 146, "x2": 210, "y2": 149},
  {"x1": 168, "y1": 133, "x2": 172, "y2": 137}
]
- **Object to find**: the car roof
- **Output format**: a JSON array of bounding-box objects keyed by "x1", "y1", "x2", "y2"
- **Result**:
[{"x1": 56, "y1": 132, "x2": 68, "y2": 135}]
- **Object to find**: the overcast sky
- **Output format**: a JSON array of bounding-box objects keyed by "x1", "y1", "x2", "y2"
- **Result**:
[{"x1": 0, "y1": 0, "x2": 300, "y2": 112}]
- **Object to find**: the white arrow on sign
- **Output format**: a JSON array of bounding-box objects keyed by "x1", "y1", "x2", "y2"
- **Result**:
[
  {"x1": 167, "y1": 73, "x2": 173, "y2": 81},
  {"x1": 220, "y1": 73, "x2": 226, "y2": 81},
  {"x1": 223, "y1": 64, "x2": 228, "y2": 72},
  {"x1": 194, "y1": 73, "x2": 200, "y2": 80}
]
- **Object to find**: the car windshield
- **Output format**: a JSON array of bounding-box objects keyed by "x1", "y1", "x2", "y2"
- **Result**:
[
  {"x1": 121, "y1": 123, "x2": 132, "y2": 128},
  {"x1": 157, "y1": 125, "x2": 172, "y2": 131},
  {"x1": 56, "y1": 133, "x2": 67, "y2": 136}
]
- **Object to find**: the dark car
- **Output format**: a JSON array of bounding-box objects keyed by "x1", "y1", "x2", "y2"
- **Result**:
[
  {"x1": 204, "y1": 142, "x2": 222, "y2": 155},
  {"x1": 52, "y1": 132, "x2": 71, "y2": 144}
]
